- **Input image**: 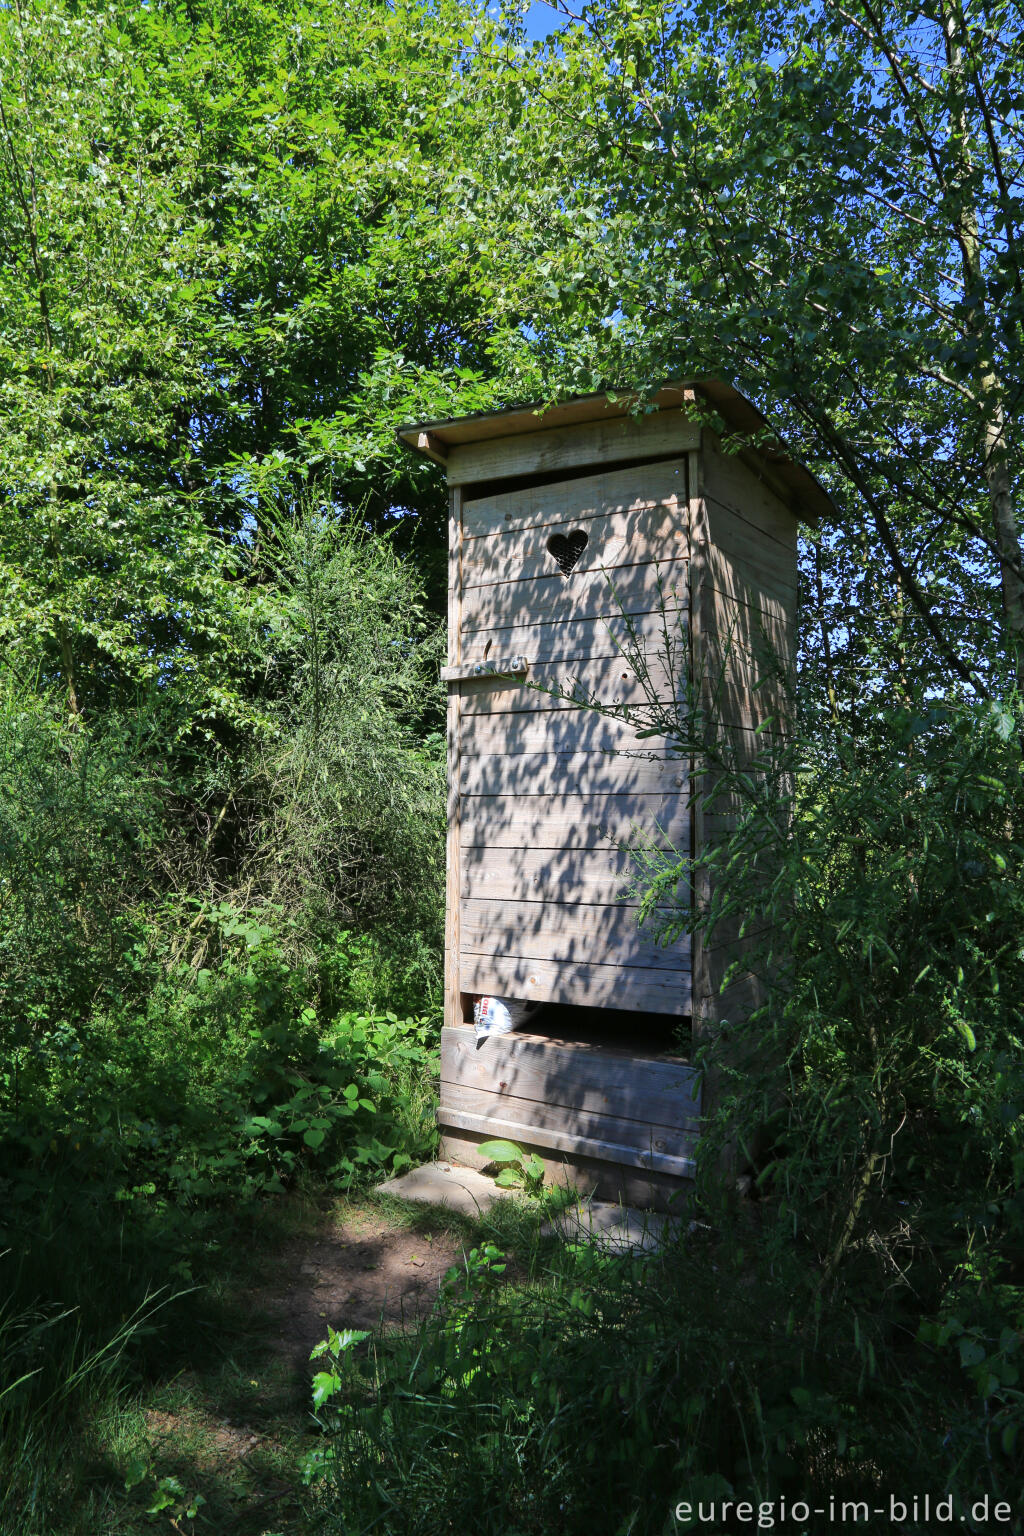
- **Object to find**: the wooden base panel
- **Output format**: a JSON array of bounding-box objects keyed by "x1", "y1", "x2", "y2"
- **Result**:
[
  {"x1": 439, "y1": 1023, "x2": 700, "y2": 1208},
  {"x1": 440, "y1": 1128, "x2": 693, "y2": 1212}
]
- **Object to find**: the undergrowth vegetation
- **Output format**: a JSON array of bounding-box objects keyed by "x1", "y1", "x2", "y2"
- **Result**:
[
  {"x1": 1, "y1": 0, "x2": 1023, "y2": 1529},
  {"x1": 0, "y1": 513, "x2": 444, "y2": 1535},
  {"x1": 308, "y1": 1227, "x2": 999, "y2": 1534},
  {"x1": 303, "y1": 698, "x2": 1024, "y2": 1534}
]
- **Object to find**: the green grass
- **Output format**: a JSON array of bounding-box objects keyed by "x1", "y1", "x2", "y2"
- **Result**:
[
  {"x1": 0, "y1": 1186, "x2": 319, "y2": 1536},
  {"x1": 0, "y1": 1178, "x2": 562, "y2": 1536}
]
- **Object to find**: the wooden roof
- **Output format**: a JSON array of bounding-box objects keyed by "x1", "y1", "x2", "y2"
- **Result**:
[{"x1": 396, "y1": 379, "x2": 834, "y2": 523}]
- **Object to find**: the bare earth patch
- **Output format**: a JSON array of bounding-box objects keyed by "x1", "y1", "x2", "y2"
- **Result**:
[
  {"x1": 123, "y1": 1197, "x2": 474, "y2": 1536},
  {"x1": 257, "y1": 1202, "x2": 467, "y2": 1371}
]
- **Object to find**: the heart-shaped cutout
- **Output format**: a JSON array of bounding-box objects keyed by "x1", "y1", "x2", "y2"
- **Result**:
[{"x1": 547, "y1": 528, "x2": 588, "y2": 577}]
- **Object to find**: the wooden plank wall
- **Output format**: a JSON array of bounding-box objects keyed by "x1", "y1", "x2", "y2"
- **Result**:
[
  {"x1": 694, "y1": 433, "x2": 799, "y2": 1040},
  {"x1": 452, "y1": 456, "x2": 693, "y2": 1017},
  {"x1": 440, "y1": 1024, "x2": 700, "y2": 1178},
  {"x1": 447, "y1": 409, "x2": 701, "y2": 486},
  {"x1": 444, "y1": 486, "x2": 465, "y2": 1035}
]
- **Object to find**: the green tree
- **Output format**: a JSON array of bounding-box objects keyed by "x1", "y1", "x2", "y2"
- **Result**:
[
  {"x1": 468, "y1": 0, "x2": 1024, "y2": 705},
  {"x1": 0, "y1": 0, "x2": 248, "y2": 721},
  {"x1": 0, "y1": 0, "x2": 503, "y2": 727}
]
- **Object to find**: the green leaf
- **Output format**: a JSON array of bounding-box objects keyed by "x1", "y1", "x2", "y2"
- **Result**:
[
  {"x1": 123, "y1": 1458, "x2": 149, "y2": 1492},
  {"x1": 328, "y1": 1329, "x2": 369, "y2": 1355},
  {"x1": 477, "y1": 1138, "x2": 523, "y2": 1164},
  {"x1": 311, "y1": 1370, "x2": 340, "y2": 1409},
  {"x1": 956, "y1": 1022, "x2": 978, "y2": 1053},
  {"x1": 147, "y1": 1476, "x2": 185, "y2": 1514}
]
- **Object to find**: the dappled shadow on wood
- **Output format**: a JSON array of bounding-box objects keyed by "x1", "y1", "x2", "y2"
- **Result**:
[{"x1": 439, "y1": 1006, "x2": 700, "y2": 1187}]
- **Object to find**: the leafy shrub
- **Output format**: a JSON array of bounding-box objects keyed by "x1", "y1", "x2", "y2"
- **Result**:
[
  {"x1": 309, "y1": 1224, "x2": 1019, "y2": 1535},
  {"x1": 671, "y1": 702, "x2": 1024, "y2": 1314},
  {"x1": 0, "y1": 930, "x2": 439, "y2": 1232},
  {"x1": 306, "y1": 698, "x2": 1024, "y2": 1532},
  {"x1": 0, "y1": 677, "x2": 167, "y2": 1030}
]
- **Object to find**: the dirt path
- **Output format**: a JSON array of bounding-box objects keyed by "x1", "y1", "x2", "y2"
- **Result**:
[
  {"x1": 125, "y1": 1194, "x2": 476, "y2": 1536},
  {"x1": 257, "y1": 1200, "x2": 468, "y2": 1370}
]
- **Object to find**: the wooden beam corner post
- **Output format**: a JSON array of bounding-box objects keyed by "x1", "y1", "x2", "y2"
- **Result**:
[
  {"x1": 687, "y1": 445, "x2": 711, "y2": 1062},
  {"x1": 444, "y1": 486, "x2": 465, "y2": 1037},
  {"x1": 688, "y1": 440, "x2": 742, "y2": 1182}
]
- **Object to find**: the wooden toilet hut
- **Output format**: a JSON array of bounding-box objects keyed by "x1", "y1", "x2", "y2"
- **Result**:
[{"x1": 398, "y1": 382, "x2": 832, "y2": 1207}]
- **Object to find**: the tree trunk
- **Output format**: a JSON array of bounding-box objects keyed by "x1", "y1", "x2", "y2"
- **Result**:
[
  {"x1": 942, "y1": 3, "x2": 1024, "y2": 688},
  {"x1": 980, "y1": 390, "x2": 1024, "y2": 689}
]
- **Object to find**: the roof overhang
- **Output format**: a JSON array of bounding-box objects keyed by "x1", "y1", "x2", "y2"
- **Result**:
[{"x1": 396, "y1": 379, "x2": 834, "y2": 524}]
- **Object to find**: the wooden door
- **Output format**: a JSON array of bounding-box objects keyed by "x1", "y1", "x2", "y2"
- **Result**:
[{"x1": 446, "y1": 457, "x2": 693, "y2": 1022}]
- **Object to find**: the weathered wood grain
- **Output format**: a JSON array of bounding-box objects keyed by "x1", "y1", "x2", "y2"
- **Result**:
[
  {"x1": 703, "y1": 434, "x2": 800, "y2": 552},
  {"x1": 437, "y1": 1104, "x2": 698, "y2": 1178},
  {"x1": 459, "y1": 604, "x2": 688, "y2": 670},
  {"x1": 458, "y1": 653, "x2": 681, "y2": 718},
  {"x1": 463, "y1": 458, "x2": 687, "y2": 542},
  {"x1": 701, "y1": 966, "x2": 767, "y2": 1026},
  {"x1": 462, "y1": 556, "x2": 690, "y2": 633},
  {"x1": 439, "y1": 1084, "x2": 699, "y2": 1157},
  {"x1": 462, "y1": 709, "x2": 676, "y2": 757},
  {"x1": 704, "y1": 497, "x2": 798, "y2": 605},
  {"x1": 440, "y1": 1025, "x2": 700, "y2": 1126},
  {"x1": 461, "y1": 750, "x2": 687, "y2": 797},
  {"x1": 445, "y1": 487, "x2": 464, "y2": 1034},
  {"x1": 703, "y1": 545, "x2": 796, "y2": 627},
  {"x1": 458, "y1": 952, "x2": 692, "y2": 1013},
  {"x1": 700, "y1": 592, "x2": 794, "y2": 670},
  {"x1": 697, "y1": 651, "x2": 794, "y2": 733},
  {"x1": 460, "y1": 844, "x2": 641, "y2": 905},
  {"x1": 686, "y1": 443, "x2": 710, "y2": 1050},
  {"x1": 460, "y1": 791, "x2": 691, "y2": 851},
  {"x1": 447, "y1": 411, "x2": 699, "y2": 487},
  {"x1": 462, "y1": 499, "x2": 687, "y2": 592},
  {"x1": 439, "y1": 1127, "x2": 694, "y2": 1205},
  {"x1": 460, "y1": 896, "x2": 690, "y2": 972}
]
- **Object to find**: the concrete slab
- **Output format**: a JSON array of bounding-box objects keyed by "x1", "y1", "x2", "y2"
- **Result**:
[
  {"x1": 541, "y1": 1197, "x2": 684, "y2": 1253},
  {"x1": 378, "y1": 1164, "x2": 686, "y2": 1251},
  {"x1": 377, "y1": 1161, "x2": 509, "y2": 1219}
]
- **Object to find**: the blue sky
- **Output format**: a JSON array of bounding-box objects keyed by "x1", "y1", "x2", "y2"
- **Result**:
[{"x1": 522, "y1": 1, "x2": 568, "y2": 43}]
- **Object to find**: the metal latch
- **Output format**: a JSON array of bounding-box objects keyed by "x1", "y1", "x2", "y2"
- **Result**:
[{"x1": 440, "y1": 655, "x2": 530, "y2": 682}]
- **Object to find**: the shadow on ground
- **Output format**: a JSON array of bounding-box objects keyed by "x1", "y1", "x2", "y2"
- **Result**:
[
  {"x1": 41, "y1": 1194, "x2": 475, "y2": 1536},
  {"x1": 256, "y1": 1200, "x2": 466, "y2": 1369}
]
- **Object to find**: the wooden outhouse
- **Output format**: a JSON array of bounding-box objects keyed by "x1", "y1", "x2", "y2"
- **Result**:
[{"x1": 398, "y1": 382, "x2": 831, "y2": 1206}]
